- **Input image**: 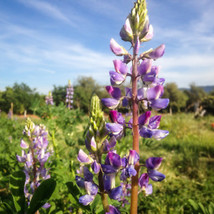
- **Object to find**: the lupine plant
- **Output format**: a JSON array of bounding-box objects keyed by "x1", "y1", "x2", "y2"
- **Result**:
[
  {"x1": 45, "y1": 91, "x2": 54, "y2": 105},
  {"x1": 12, "y1": 118, "x2": 56, "y2": 213},
  {"x1": 66, "y1": 80, "x2": 74, "y2": 109},
  {"x1": 76, "y1": 0, "x2": 169, "y2": 213}
]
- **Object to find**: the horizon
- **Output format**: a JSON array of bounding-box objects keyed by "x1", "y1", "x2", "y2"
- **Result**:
[{"x1": 1, "y1": 0, "x2": 214, "y2": 94}]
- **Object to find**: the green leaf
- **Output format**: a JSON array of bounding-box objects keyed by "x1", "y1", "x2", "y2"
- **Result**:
[
  {"x1": 9, "y1": 171, "x2": 26, "y2": 213},
  {"x1": 27, "y1": 178, "x2": 56, "y2": 214},
  {"x1": 1, "y1": 201, "x2": 15, "y2": 214},
  {"x1": 198, "y1": 202, "x2": 207, "y2": 214},
  {"x1": 188, "y1": 199, "x2": 199, "y2": 211}
]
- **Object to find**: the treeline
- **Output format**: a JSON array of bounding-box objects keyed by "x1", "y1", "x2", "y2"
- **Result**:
[{"x1": 0, "y1": 77, "x2": 214, "y2": 115}]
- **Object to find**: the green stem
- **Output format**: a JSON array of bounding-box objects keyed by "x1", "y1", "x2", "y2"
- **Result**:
[
  {"x1": 130, "y1": 40, "x2": 140, "y2": 214},
  {"x1": 51, "y1": 131, "x2": 59, "y2": 159}
]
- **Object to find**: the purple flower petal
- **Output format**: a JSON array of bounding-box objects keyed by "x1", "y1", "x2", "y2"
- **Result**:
[
  {"x1": 113, "y1": 60, "x2": 128, "y2": 75},
  {"x1": 109, "y1": 71, "x2": 126, "y2": 85},
  {"x1": 101, "y1": 164, "x2": 117, "y2": 174},
  {"x1": 137, "y1": 88, "x2": 146, "y2": 101},
  {"x1": 107, "y1": 205, "x2": 121, "y2": 214},
  {"x1": 139, "y1": 126, "x2": 153, "y2": 138},
  {"x1": 91, "y1": 160, "x2": 101, "y2": 174},
  {"x1": 77, "y1": 149, "x2": 93, "y2": 164},
  {"x1": 147, "y1": 85, "x2": 164, "y2": 100},
  {"x1": 42, "y1": 203, "x2": 51, "y2": 209},
  {"x1": 141, "y1": 25, "x2": 153, "y2": 42},
  {"x1": 79, "y1": 194, "x2": 94, "y2": 206},
  {"x1": 151, "y1": 129, "x2": 169, "y2": 140},
  {"x1": 106, "y1": 86, "x2": 121, "y2": 100},
  {"x1": 121, "y1": 157, "x2": 128, "y2": 168},
  {"x1": 75, "y1": 176, "x2": 85, "y2": 188},
  {"x1": 150, "y1": 98, "x2": 169, "y2": 110},
  {"x1": 16, "y1": 154, "x2": 26, "y2": 163},
  {"x1": 104, "y1": 174, "x2": 116, "y2": 191},
  {"x1": 83, "y1": 167, "x2": 93, "y2": 182},
  {"x1": 107, "y1": 152, "x2": 121, "y2": 169},
  {"x1": 147, "y1": 44, "x2": 165, "y2": 60},
  {"x1": 109, "y1": 186, "x2": 123, "y2": 200},
  {"x1": 145, "y1": 184, "x2": 153, "y2": 196},
  {"x1": 110, "y1": 38, "x2": 128, "y2": 56},
  {"x1": 146, "y1": 157, "x2": 163, "y2": 170},
  {"x1": 148, "y1": 170, "x2": 165, "y2": 182},
  {"x1": 128, "y1": 150, "x2": 139, "y2": 165},
  {"x1": 20, "y1": 139, "x2": 29, "y2": 149},
  {"x1": 148, "y1": 115, "x2": 161, "y2": 129},
  {"x1": 106, "y1": 123, "x2": 123, "y2": 135},
  {"x1": 84, "y1": 181, "x2": 98, "y2": 196},
  {"x1": 101, "y1": 98, "x2": 120, "y2": 109},
  {"x1": 120, "y1": 18, "x2": 133, "y2": 42},
  {"x1": 126, "y1": 165, "x2": 137, "y2": 177},
  {"x1": 138, "y1": 111, "x2": 151, "y2": 127},
  {"x1": 138, "y1": 59, "x2": 152, "y2": 76},
  {"x1": 139, "y1": 173, "x2": 149, "y2": 188}
]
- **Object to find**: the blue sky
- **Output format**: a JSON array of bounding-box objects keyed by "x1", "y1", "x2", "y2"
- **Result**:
[{"x1": 0, "y1": 0, "x2": 214, "y2": 94}]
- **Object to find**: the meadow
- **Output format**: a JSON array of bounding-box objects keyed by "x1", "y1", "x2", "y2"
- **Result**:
[{"x1": 0, "y1": 105, "x2": 214, "y2": 213}]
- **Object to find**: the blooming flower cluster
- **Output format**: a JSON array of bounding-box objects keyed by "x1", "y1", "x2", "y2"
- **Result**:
[
  {"x1": 66, "y1": 80, "x2": 74, "y2": 109},
  {"x1": 76, "y1": 0, "x2": 169, "y2": 213},
  {"x1": 16, "y1": 118, "x2": 52, "y2": 208},
  {"x1": 45, "y1": 91, "x2": 54, "y2": 105}
]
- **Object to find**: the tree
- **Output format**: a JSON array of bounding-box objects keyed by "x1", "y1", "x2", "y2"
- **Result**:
[
  {"x1": 184, "y1": 83, "x2": 207, "y2": 112},
  {"x1": 74, "y1": 76, "x2": 107, "y2": 113},
  {"x1": 163, "y1": 82, "x2": 187, "y2": 113},
  {"x1": 52, "y1": 85, "x2": 67, "y2": 106}
]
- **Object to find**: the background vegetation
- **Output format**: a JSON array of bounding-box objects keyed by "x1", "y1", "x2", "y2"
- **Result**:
[{"x1": 0, "y1": 78, "x2": 214, "y2": 213}]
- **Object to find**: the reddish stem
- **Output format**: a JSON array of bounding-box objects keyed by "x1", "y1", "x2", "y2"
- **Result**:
[{"x1": 130, "y1": 41, "x2": 140, "y2": 214}]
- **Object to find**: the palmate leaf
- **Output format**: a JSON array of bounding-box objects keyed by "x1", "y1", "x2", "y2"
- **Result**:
[
  {"x1": 9, "y1": 171, "x2": 26, "y2": 213},
  {"x1": 27, "y1": 178, "x2": 56, "y2": 214}
]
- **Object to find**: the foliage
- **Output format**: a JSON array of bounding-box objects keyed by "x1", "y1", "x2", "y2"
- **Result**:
[
  {"x1": 0, "y1": 110, "x2": 214, "y2": 213},
  {"x1": 184, "y1": 83, "x2": 207, "y2": 111},
  {"x1": 73, "y1": 76, "x2": 107, "y2": 112},
  {"x1": 163, "y1": 82, "x2": 188, "y2": 113},
  {"x1": 0, "y1": 83, "x2": 44, "y2": 114}
]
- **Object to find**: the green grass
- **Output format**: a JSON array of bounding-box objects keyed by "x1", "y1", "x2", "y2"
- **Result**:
[{"x1": 0, "y1": 112, "x2": 214, "y2": 213}]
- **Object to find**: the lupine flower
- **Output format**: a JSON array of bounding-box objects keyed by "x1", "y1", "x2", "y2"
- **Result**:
[
  {"x1": 76, "y1": 0, "x2": 169, "y2": 212},
  {"x1": 45, "y1": 91, "x2": 54, "y2": 105},
  {"x1": 146, "y1": 157, "x2": 165, "y2": 181},
  {"x1": 138, "y1": 173, "x2": 153, "y2": 196},
  {"x1": 16, "y1": 118, "x2": 51, "y2": 208},
  {"x1": 110, "y1": 39, "x2": 128, "y2": 56},
  {"x1": 66, "y1": 80, "x2": 74, "y2": 109}
]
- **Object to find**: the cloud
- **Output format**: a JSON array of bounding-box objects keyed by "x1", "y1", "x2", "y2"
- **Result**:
[{"x1": 18, "y1": 0, "x2": 73, "y2": 25}]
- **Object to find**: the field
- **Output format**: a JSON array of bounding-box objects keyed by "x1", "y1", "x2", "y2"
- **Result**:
[{"x1": 0, "y1": 108, "x2": 214, "y2": 213}]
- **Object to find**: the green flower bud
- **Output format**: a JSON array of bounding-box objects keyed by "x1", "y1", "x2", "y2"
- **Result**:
[{"x1": 25, "y1": 118, "x2": 35, "y2": 134}]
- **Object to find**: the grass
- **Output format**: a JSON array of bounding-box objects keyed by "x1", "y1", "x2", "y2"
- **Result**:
[{"x1": 0, "y1": 112, "x2": 214, "y2": 213}]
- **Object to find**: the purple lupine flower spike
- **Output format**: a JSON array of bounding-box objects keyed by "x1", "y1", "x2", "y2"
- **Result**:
[
  {"x1": 66, "y1": 80, "x2": 74, "y2": 109},
  {"x1": 45, "y1": 91, "x2": 54, "y2": 105},
  {"x1": 16, "y1": 118, "x2": 52, "y2": 209}
]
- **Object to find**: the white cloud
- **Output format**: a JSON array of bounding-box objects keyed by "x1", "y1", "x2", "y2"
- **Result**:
[{"x1": 18, "y1": 0, "x2": 73, "y2": 25}]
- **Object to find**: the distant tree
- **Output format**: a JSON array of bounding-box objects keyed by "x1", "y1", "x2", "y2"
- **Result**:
[
  {"x1": 74, "y1": 76, "x2": 107, "y2": 113},
  {"x1": 0, "y1": 83, "x2": 43, "y2": 114},
  {"x1": 163, "y1": 82, "x2": 188, "y2": 113},
  {"x1": 52, "y1": 85, "x2": 67, "y2": 106},
  {"x1": 201, "y1": 96, "x2": 214, "y2": 115},
  {"x1": 184, "y1": 83, "x2": 207, "y2": 112}
]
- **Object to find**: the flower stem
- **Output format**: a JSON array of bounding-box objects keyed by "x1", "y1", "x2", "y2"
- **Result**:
[
  {"x1": 98, "y1": 154, "x2": 109, "y2": 212},
  {"x1": 130, "y1": 41, "x2": 140, "y2": 214}
]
